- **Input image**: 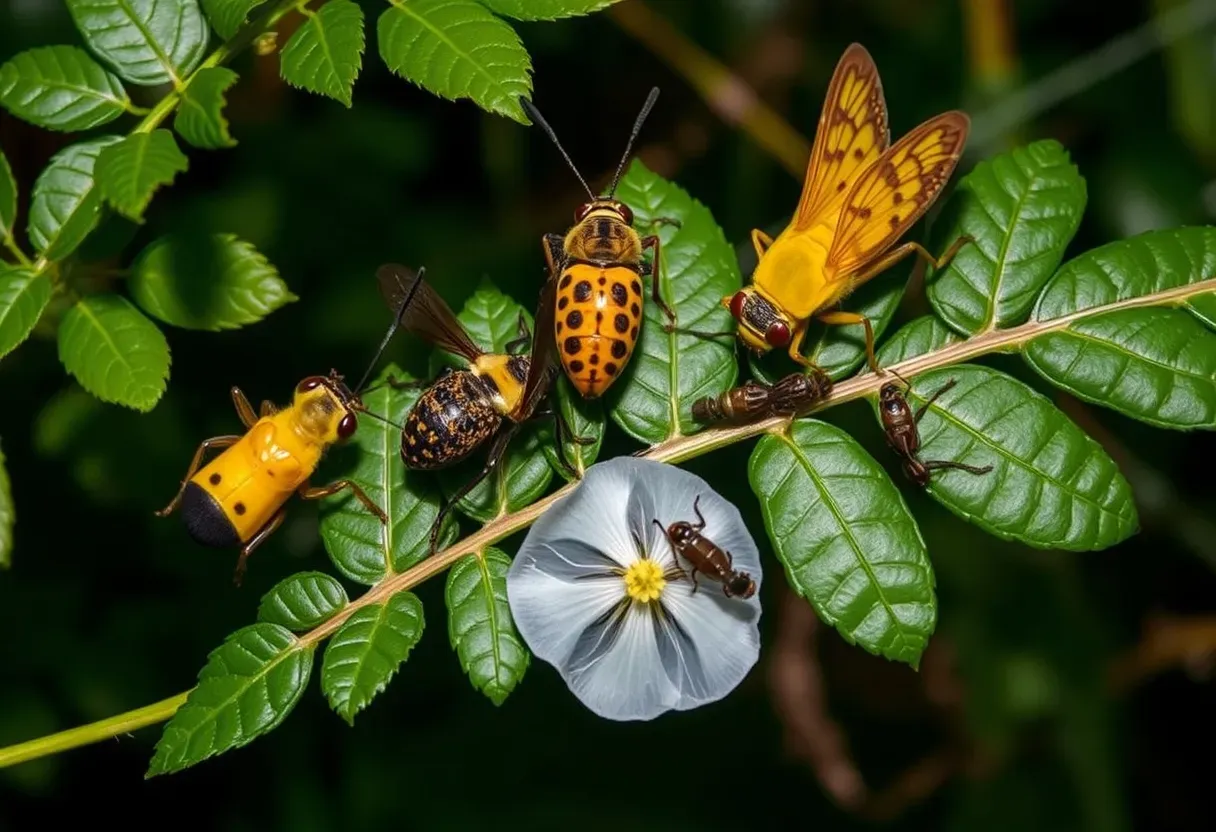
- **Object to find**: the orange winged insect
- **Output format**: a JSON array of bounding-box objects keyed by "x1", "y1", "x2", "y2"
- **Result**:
[{"x1": 724, "y1": 42, "x2": 972, "y2": 373}]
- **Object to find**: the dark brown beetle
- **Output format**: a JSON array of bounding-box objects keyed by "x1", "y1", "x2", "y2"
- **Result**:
[
  {"x1": 879, "y1": 378, "x2": 993, "y2": 487},
  {"x1": 654, "y1": 495, "x2": 755, "y2": 599},
  {"x1": 691, "y1": 368, "x2": 833, "y2": 424}
]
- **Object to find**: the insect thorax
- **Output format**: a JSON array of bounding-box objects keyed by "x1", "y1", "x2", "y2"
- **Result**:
[
  {"x1": 289, "y1": 387, "x2": 348, "y2": 447},
  {"x1": 472, "y1": 353, "x2": 531, "y2": 416},
  {"x1": 564, "y1": 215, "x2": 641, "y2": 264}
]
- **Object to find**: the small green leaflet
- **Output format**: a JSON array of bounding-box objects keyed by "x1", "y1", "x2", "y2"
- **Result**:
[
  {"x1": 67, "y1": 0, "x2": 209, "y2": 86},
  {"x1": 281, "y1": 0, "x2": 365, "y2": 108},
  {"x1": 202, "y1": 0, "x2": 267, "y2": 39},
  {"x1": 321, "y1": 590, "x2": 424, "y2": 724},
  {"x1": 0, "y1": 150, "x2": 15, "y2": 242},
  {"x1": 0, "y1": 45, "x2": 130, "y2": 132},
  {"x1": 378, "y1": 0, "x2": 532, "y2": 123},
  {"x1": 147, "y1": 623, "x2": 313, "y2": 776},
  {"x1": 129, "y1": 232, "x2": 296, "y2": 330},
  {"x1": 0, "y1": 269, "x2": 53, "y2": 361},
  {"x1": 95, "y1": 130, "x2": 189, "y2": 222},
  {"x1": 174, "y1": 67, "x2": 239, "y2": 149},
  {"x1": 875, "y1": 315, "x2": 960, "y2": 366},
  {"x1": 57, "y1": 294, "x2": 171, "y2": 411},
  {"x1": 477, "y1": 0, "x2": 626, "y2": 20},
  {"x1": 446, "y1": 549, "x2": 528, "y2": 704},
  {"x1": 257, "y1": 572, "x2": 349, "y2": 631},
  {"x1": 28, "y1": 135, "x2": 123, "y2": 260},
  {"x1": 0, "y1": 439, "x2": 13, "y2": 568}
]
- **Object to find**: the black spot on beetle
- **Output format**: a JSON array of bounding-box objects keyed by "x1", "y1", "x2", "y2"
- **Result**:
[
  {"x1": 234, "y1": 502, "x2": 247, "y2": 516},
  {"x1": 611, "y1": 340, "x2": 627, "y2": 359},
  {"x1": 574, "y1": 281, "x2": 592, "y2": 302},
  {"x1": 209, "y1": 473, "x2": 221, "y2": 486},
  {"x1": 564, "y1": 337, "x2": 581, "y2": 355},
  {"x1": 567, "y1": 310, "x2": 583, "y2": 328},
  {"x1": 611, "y1": 283, "x2": 628, "y2": 306},
  {"x1": 614, "y1": 314, "x2": 629, "y2": 333}
]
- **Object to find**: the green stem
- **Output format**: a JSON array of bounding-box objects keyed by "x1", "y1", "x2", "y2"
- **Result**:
[{"x1": 3, "y1": 236, "x2": 32, "y2": 268}]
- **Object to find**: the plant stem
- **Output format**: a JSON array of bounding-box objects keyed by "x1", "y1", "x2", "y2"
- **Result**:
[{"x1": 3, "y1": 236, "x2": 32, "y2": 268}]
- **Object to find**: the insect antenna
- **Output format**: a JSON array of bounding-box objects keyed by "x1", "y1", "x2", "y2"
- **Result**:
[
  {"x1": 356, "y1": 408, "x2": 405, "y2": 432},
  {"x1": 519, "y1": 96, "x2": 596, "y2": 201},
  {"x1": 352, "y1": 266, "x2": 426, "y2": 396},
  {"x1": 607, "y1": 86, "x2": 660, "y2": 198}
]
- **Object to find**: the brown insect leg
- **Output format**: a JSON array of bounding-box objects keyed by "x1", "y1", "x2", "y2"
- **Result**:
[
  {"x1": 155, "y1": 435, "x2": 241, "y2": 517},
  {"x1": 913, "y1": 379, "x2": 958, "y2": 424},
  {"x1": 299, "y1": 480, "x2": 388, "y2": 524},
  {"x1": 923, "y1": 460, "x2": 994, "y2": 476},
  {"x1": 231, "y1": 387, "x2": 258, "y2": 428},
  {"x1": 692, "y1": 494, "x2": 706, "y2": 531},
  {"x1": 233, "y1": 508, "x2": 286, "y2": 587},
  {"x1": 428, "y1": 425, "x2": 519, "y2": 554},
  {"x1": 542, "y1": 233, "x2": 566, "y2": 277},
  {"x1": 641, "y1": 234, "x2": 679, "y2": 332},
  {"x1": 504, "y1": 311, "x2": 532, "y2": 355},
  {"x1": 817, "y1": 309, "x2": 881, "y2": 375}
]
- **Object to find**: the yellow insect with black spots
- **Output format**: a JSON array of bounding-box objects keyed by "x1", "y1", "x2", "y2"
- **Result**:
[
  {"x1": 519, "y1": 88, "x2": 678, "y2": 399},
  {"x1": 725, "y1": 42, "x2": 972, "y2": 373},
  {"x1": 155, "y1": 281, "x2": 420, "y2": 585}
]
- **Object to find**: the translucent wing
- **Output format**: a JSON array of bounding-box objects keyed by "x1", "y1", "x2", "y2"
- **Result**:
[
  {"x1": 792, "y1": 42, "x2": 890, "y2": 230},
  {"x1": 825, "y1": 111, "x2": 970, "y2": 279},
  {"x1": 375, "y1": 263, "x2": 484, "y2": 363},
  {"x1": 516, "y1": 276, "x2": 560, "y2": 420}
]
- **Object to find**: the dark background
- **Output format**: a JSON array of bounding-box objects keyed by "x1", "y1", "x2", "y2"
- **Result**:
[{"x1": 3, "y1": 0, "x2": 1216, "y2": 828}]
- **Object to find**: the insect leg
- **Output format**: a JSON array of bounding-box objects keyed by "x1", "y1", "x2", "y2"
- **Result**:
[
  {"x1": 913, "y1": 379, "x2": 958, "y2": 424},
  {"x1": 230, "y1": 387, "x2": 258, "y2": 428},
  {"x1": 233, "y1": 508, "x2": 287, "y2": 587},
  {"x1": 155, "y1": 435, "x2": 242, "y2": 517},
  {"x1": 299, "y1": 480, "x2": 388, "y2": 524},
  {"x1": 504, "y1": 311, "x2": 532, "y2": 355},
  {"x1": 259, "y1": 400, "x2": 277, "y2": 417},
  {"x1": 692, "y1": 494, "x2": 706, "y2": 531},
  {"x1": 542, "y1": 233, "x2": 566, "y2": 277},
  {"x1": 429, "y1": 425, "x2": 519, "y2": 554},
  {"x1": 385, "y1": 373, "x2": 434, "y2": 390},
  {"x1": 641, "y1": 234, "x2": 679, "y2": 332},
  {"x1": 816, "y1": 310, "x2": 881, "y2": 374},
  {"x1": 924, "y1": 459, "x2": 994, "y2": 476}
]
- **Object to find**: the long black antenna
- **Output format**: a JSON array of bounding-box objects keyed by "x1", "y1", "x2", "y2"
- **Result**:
[
  {"x1": 519, "y1": 96, "x2": 596, "y2": 201},
  {"x1": 357, "y1": 408, "x2": 406, "y2": 432},
  {"x1": 607, "y1": 87, "x2": 660, "y2": 198},
  {"x1": 353, "y1": 266, "x2": 425, "y2": 395}
]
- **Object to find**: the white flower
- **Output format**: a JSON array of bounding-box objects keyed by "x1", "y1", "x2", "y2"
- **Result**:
[{"x1": 506, "y1": 457, "x2": 763, "y2": 721}]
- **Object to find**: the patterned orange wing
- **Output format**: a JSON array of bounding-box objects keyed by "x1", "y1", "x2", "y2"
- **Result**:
[
  {"x1": 825, "y1": 111, "x2": 970, "y2": 279},
  {"x1": 791, "y1": 42, "x2": 890, "y2": 230}
]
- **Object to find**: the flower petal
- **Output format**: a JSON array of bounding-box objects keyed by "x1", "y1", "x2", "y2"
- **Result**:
[
  {"x1": 660, "y1": 578, "x2": 761, "y2": 709},
  {"x1": 531, "y1": 538, "x2": 619, "y2": 582},
  {"x1": 507, "y1": 562, "x2": 622, "y2": 666}
]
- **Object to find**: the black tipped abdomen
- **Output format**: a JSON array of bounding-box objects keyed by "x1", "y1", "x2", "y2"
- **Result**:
[{"x1": 181, "y1": 482, "x2": 241, "y2": 548}]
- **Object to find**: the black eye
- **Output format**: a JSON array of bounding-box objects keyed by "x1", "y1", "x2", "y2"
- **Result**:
[
  {"x1": 337, "y1": 412, "x2": 357, "y2": 439},
  {"x1": 297, "y1": 376, "x2": 323, "y2": 393},
  {"x1": 617, "y1": 202, "x2": 634, "y2": 224}
]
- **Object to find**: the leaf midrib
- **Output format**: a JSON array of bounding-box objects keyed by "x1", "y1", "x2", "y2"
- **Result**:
[
  {"x1": 113, "y1": 0, "x2": 183, "y2": 85},
  {"x1": 473, "y1": 553, "x2": 504, "y2": 690},
  {"x1": 387, "y1": 0, "x2": 511, "y2": 101}
]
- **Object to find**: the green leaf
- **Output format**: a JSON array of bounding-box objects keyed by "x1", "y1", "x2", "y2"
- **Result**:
[
  {"x1": 28, "y1": 135, "x2": 122, "y2": 260},
  {"x1": 174, "y1": 66, "x2": 238, "y2": 149},
  {"x1": 377, "y1": 0, "x2": 532, "y2": 123},
  {"x1": 607, "y1": 160, "x2": 740, "y2": 443},
  {"x1": 1188, "y1": 292, "x2": 1216, "y2": 329},
  {"x1": 748, "y1": 419, "x2": 934, "y2": 667},
  {"x1": 0, "y1": 440, "x2": 12, "y2": 569},
  {"x1": 147, "y1": 623, "x2": 312, "y2": 776},
  {"x1": 319, "y1": 364, "x2": 455, "y2": 584},
  {"x1": 927, "y1": 139, "x2": 1087, "y2": 333},
  {"x1": 281, "y1": 0, "x2": 365, "y2": 107},
  {"x1": 0, "y1": 150, "x2": 15, "y2": 242},
  {"x1": 445, "y1": 549, "x2": 528, "y2": 704},
  {"x1": 95, "y1": 129, "x2": 188, "y2": 222},
  {"x1": 876, "y1": 315, "x2": 960, "y2": 366},
  {"x1": 129, "y1": 232, "x2": 296, "y2": 330},
  {"x1": 57, "y1": 294, "x2": 170, "y2": 411},
  {"x1": 869, "y1": 365, "x2": 1139, "y2": 549},
  {"x1": 476, "y1": 0, "x2": 625, "y2": 19},
  {"x1": 321, "y1": 590, "x2": 424, "y2": 724},
  {"x1": 257, "y1": 571, "x2": 349, "y2": 631},
  {"x1": 67, "y1": 0, "x2": 209, "y2": 86},
  {"x1": 201, "y1": 0, "x2": 266, "y2": 39},
  {"x1": 0, "y1": 269, "x2": 53, "y2": 361},
  {"x1": 540, "y1": 374, "x2": 604, "y2": 481},
  {"x1": 0, "y1": 46, "x2": 130, "y2": 131}
]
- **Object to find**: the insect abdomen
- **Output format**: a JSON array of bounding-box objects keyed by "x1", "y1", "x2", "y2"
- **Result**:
[
  {"x1": 402, "y1": 370, "x2": 501, "y2": 469},
  {"x1": 181, "y1": 481, "x2": 241, "y2": 548},
  {"x1": 554, "y1": 263, "x2": 644, "y2": 398}
]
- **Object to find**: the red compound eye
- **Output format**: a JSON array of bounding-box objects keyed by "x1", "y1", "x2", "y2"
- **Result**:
[
  {"x1": 765, "y1": 321, "x2": 791, "y2": 347},
  {"x1": 728, "y1": 291, "x2": 747, "y2": 320},
  {"x1": 337, "y1": 412, "x2": 358, "y2": 440},
  {"x1": 616, "y1": 202, "x2": 634, "y2": 224},
  {"x1": 297, "y1": 376, "x2": 323, "y2": 394},
  {"x1": 574, "y1": 203, "x2": 593, "y2": 223}
]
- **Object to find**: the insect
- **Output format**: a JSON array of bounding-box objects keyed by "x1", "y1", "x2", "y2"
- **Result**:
[
  {"x1": 879, "y1": 377, "x2": 993, "y2": 487},
  {"x1": 519, "y1": 87, "x2": 678, "y2": 399},
  {"x1": 724, "y1": 42, "x2": 972, "y2": 374},
  {"x1": 376, "y1": 264, "x2": 572, "y2": 552},
  {"x1": 155, "y1": 281, "x2": 419, "y2": 585},
  {"x1": 654, "y1": 495, "x2": 756, "y2": 599},
  {"x1": 691, "y1": 369, "x2": 833, "y2": 424}
]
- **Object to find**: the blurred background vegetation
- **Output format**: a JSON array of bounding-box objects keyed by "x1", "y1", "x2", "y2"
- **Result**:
[{"x1": 3, "y1": 0, "x2": 1216, "y2": 828}]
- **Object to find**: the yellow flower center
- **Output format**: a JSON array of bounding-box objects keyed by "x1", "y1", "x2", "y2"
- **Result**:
[{"x1": 623, "y1": 559, "x2": 666, "y2": 603}]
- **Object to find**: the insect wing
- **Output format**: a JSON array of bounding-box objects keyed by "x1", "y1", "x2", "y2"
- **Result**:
[
  {"x1": 375, "y1": 264, "x2": 485, "y2": 363},
  {"x1": 792, "y1": 43, "x2": 890, "y2": 231},
  {"x1": 825, "y1": 111, "x2": 969, "y2": 278},
  {"x1": 516, "y1": 276, "x2": 560, "y2": 420}
]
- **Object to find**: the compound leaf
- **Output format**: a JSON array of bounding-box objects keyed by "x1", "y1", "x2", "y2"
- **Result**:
[
  {"x1": 28, "y1": 135, "x2": 123, "y2": 260},
  {"x1": 257, "y1": 572, "x2": 349, "y2": 631},
  {"x1": 95, "y1": 129, "x2": 188, "y2": 222},
  {"x1": 57, "y1": 293, "x2": 170, "y2": 411},
  {"x1": 280, "y1": 0, "x2": 365, "y2": 107},
  {"x1": 446, "y1": 548, "x2": 528, "y2": 704},
  {"x1": 0, "y1": 45, "x2": 129, "y2": 131},
  {"x1": 67, "y1": 0, "x2": 209, "y2": 86}
]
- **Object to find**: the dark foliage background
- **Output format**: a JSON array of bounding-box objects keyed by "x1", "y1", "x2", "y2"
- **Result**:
[{"x1": 2, "y1": 0, "x2": 1215, "y2": 828}]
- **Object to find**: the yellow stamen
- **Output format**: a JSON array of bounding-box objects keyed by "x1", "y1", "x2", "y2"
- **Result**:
[{"x1": 623, "y1": 559, "x2": 666, "y2": 603}]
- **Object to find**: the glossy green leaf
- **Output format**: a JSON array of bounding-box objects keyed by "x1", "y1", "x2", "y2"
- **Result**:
[
  {"x1": 607, "y1": 160, "x2": 739, "y2": 442},
  {"x1": 129, "y1": 232, "x2": 296, "y2": 330},
  {"x1": 57, "y1": 294, "x2": 170, "y2": 411},
  {"x1": 927, "y1": 140, "x2": 1087, "y2": 333},
  {"x1": 478, "y1": 0, "x2": 625, "y2": 19},
  {"x1": 95, "y1": 130, "x2": 188, "y2": 222},
  {"x1": 27, "y1": 135, "x2": 122, "y2": 260},
  {"x1": 0, "y1": 269, "x2": 52, "y2": 361},
  {"x1": 446, "y1": 549, "x2": 528, "y2": 704},
  {"x1": 540, "y1": 374, "x2": 604, "y2": 481},
  {"x1": 1188, "y1": 292, "x2": 1216, "y2": 329},
  {"x1": 319, "y1": 364, "x2": 455, "y2": 584},
  {"x1": 871, "y1": 365, "x2": 1139, "y2": 549},
  {"x1": 0, "y1": 46, "x2": 129, "y2": 132},
  {"x1": 0, "y1": 150, "x2": 15, "y2": 242},
  {"x1": 876, "y1": 315, "x2": 961, "y2": 366},
  {"x1": 321, "y1": 590, "x2": 424, "y2": 724},
  {"x1": 147, "y1": 623, "x2": 312, "y2": 776},
  {"x1": 378, "y1": 0, "x2": 532, "y2": 123},
  {"x1": 67, "y1": 0, "x2": 208, "y2": 86},
  {"x1": 201, "y1": 0, "x2": 266, "y2": 38},
  {"x1": 0, "y1": 440, "x2": 12, "y2": 568},
  {"x1": 749, "y1": 420, "x2": 934, "y2": 667},
  {"x1": 257, "y1": 572, "x2": 349, "y2": 631},
  {"x1": 174, "y1": 66, "x2": 238, "y2": 149},
  {"x1": 281, "y1": 0, "x2": 365, "y2": 107}
]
